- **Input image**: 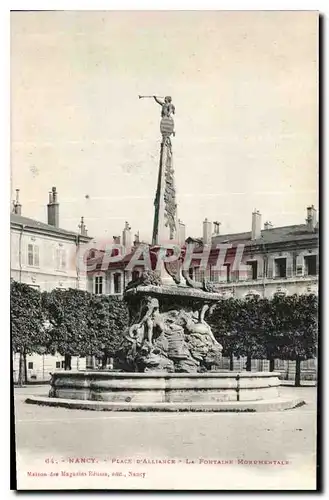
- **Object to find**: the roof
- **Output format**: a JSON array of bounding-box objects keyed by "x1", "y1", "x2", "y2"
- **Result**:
[
  {"x1": 202, "y1": 223, "x2": 318, "y2": 247},
  {"x1": 10, "y1": 213, "x2": 91, "y2": 242}
]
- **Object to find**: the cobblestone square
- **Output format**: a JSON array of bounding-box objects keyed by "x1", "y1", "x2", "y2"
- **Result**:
[{"x1": 14, "y1": 385, "x2": 317, "y2": 490}]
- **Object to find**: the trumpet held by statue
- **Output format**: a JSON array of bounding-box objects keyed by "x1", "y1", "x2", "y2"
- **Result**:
[{"x1": 139, "y1": 95, "x2": 164, "y2": 99}]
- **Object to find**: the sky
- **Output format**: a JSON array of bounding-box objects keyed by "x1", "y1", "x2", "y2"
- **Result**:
[{"x1": 10, "y1": 10, "x2": 318, "y2": 241}]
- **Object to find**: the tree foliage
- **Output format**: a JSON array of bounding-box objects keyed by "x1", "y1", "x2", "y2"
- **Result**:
[
  {"x1": 268, "y1": 294, "x2": 318, "y2": 361},
  {"x1": 41, "y1": 288, "x2": 91, "y2": 357},
  {"x1": 11, "y1": 280, "x2": 48, "y2": 384},
  {"x1": 209, "y1": 293, "x2": 318, "y2": 377},
  {"x1": 88, "y1": 294, "x2": 129, "y2": 364},
  {"x1": 11, "y1": 280, "x2": 48, "y2": 355}
]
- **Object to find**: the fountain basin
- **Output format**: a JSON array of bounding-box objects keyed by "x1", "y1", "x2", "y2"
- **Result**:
[{"x1": 25, "y1": 371, "x2": 305, "y2": 411}]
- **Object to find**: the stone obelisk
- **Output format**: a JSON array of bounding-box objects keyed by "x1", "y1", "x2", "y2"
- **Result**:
[{"x1": 150, "y1": 96, "x2": 178, "y2": 246}]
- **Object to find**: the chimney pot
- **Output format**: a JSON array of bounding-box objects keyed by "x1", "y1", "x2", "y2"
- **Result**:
[
  {"x1": 178, "y1": 219, "x2": 186, "y2": 244},
  {"x1": 264, "y1": 221, "x2": 273, "y2": 230},
  {"x1": 12, "y1": 188, "x2": 22, "y2": 215},
  {"x1": 122, "y1": 222, "x2": 132, "y2": 251},
  {"x1": 213, "y1": 221, "x2": 221, "y2": 235},
  {"x1": 79, "y1": 216, "x2": 88, "y2": 236},
  {"x1": 52, "y1": 187, "x2": 58, "y2": 203},
  {"x1": 306, "y1": 205, "x2": 317, "y2": 231},
  {"x1": 47, "y1": 187, "x2": 59, "y2": 227},
  {"x1": 203, "y1": 218, "x2": 212, "y2": 245},
  {"x1": 134, "y1": 231, "x2": 140, "y2": 246},
  {"x1": 251, "y1": 210, "x2": 262, "y2": 240}
]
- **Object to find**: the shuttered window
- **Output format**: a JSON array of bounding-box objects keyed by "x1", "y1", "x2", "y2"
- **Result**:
[
  {"x1": 56, "y1": 248, "x2": 66, "y2": 270},
  {"x1": 296, "y1": 254, "x2": 305, "y2": 276},
  {"x1": 27, "y1": 244, "x2": 39, "y2": 267}
]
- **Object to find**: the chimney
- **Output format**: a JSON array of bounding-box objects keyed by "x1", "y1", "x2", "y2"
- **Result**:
[
  {"x1": 12, "y1": 189, "x2": 22, "y2": 215},
  {"x1": 178, "y1": 219, "x2": 186, "y2": 244},
  {"x1": 47, "y1": 186, "x2": 59, "y2": 228},
  {"x1": 78, "y1": 216, "x2": 88, "y2": 236},
  {"x1": 203, "y1": 218, "x2": 212, "y2": 245},
  {"x1": 113, "y1": 235, "x2": 121, "y2": 245},
  {"x1": 213, "y1": 221, "x2": 221, "y2": 235},
  {"x1": 306, "y1": 205, "x2": 317, "y2": 231},
  {"x1": 122, "y1": 221, "x2": 132, "y2": 251},
  {"x1": 264, "y1": 221, "x2": 273, "y2": 231},
  {"x1": 251, "y1": 210, "x2": 261, "y2": 240},
  {"x1": 133, "y1": 231, "x2": 140, "y2": 246}
]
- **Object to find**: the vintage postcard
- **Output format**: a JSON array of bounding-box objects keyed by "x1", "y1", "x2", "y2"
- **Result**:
[{"x1": 11, "y1": 9, "x2": 319, "y2": 491}]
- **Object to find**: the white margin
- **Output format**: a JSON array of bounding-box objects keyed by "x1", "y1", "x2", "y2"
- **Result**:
[{"x1": 2, "y1": 1, "x2": 327, "y2": 499}]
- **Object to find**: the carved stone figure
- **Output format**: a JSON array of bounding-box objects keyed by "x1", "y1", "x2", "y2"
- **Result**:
[
  {"x1": 126, "y1": 270, "x2": 162, "y2": 291},
  {"x1": 129, "y1": 297, "x2": 165, "y2": 347},
  {"x1": 121, "y1": 282, "x2": 223, "y2": 373},
  {"x1": 182, "y1": 304, "x2": 221, "y2": 347}
]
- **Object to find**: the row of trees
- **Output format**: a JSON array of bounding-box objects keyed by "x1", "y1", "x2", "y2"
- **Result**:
[
  {"x1": 11, "y1": 280, "x2": 129, "y2": 384},
  {"x1": 11, "y1": 280, "x2": 318, "y2": 386},
  {"x1": 209, "y1": 294, "x2": 318, "y2": 386}
]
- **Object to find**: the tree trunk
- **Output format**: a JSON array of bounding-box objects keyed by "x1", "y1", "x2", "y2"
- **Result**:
[
  {"x1": 229, "y1": 353, "x2": 234, "y2": 371},
  {"x1": 295, "y1": 357, "x2": 301, "y2": 387},
  {"x1": 269, "y1": 358, "x2": 275, "y2": 372},
  {"x1": 246, "y1": 356, "x2": 252, "y2": 372},
  {"x1": 24, "y1": 353, "x2": 28, "y2": 383},
  {"x1": 64, "y1": 354, "x2": 72, "y2": 371},
  {"x1": 18, "y1": 351, "x2": 26, "y2": 386},
  {"x1": 101, "y1": 352, "x2": 108, "y2": 369}
]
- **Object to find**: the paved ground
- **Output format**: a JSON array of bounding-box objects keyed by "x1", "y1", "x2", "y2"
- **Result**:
[{"x1": 13, "y1": 385, "x2": 317, "y2": 491}]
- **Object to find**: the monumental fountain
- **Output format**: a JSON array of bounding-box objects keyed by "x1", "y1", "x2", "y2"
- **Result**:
[{"x1": 26, "y1": 96, "x2": 304, "y2": 411}]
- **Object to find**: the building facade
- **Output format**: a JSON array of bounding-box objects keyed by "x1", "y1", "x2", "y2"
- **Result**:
[
  {"x1": 11, "y1": 187, "x2": 91, "y2": 382},
  {"x1": 87, "y1": 205, "x2": 318, "y2": 299},
  {"x1": 188, "y1": 205, "x2": 318, "y2": 299}
]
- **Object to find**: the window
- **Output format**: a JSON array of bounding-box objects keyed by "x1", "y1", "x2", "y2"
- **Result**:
[
  {"x1": 56, "y1": 361, "x2": 61, "y2": 369},
  {"x1": 27, "y1": 244, "x2": 39, "y2": 267},
  {"x1": 113, "y1": 273, "x2": 122, "y2": 294},
  {"x1": 246, "y1": 261, "x2": 258, "y2": 280},
  {"x1": 28, "y1": 362, "x2": 33, "y2": 369},
  {"x1": 132, "y1": 270, "x2": 140, "y2": 281},
  {"x1": 209, "y1": 267, "x2": 220, "y2": 283},
  {"x1": 304, "y1": 255, "x2": 317, "y2": 276},
  {"x1": 61, "y1": 361, "x2": 65, "y2": 369},
  {"x1": 194, "y1": 268, "x2": 205, "y2": 283},
  {"x1": 225, "y1": 263, "x2": 231, "y2": 283},
  {"x1": 274, "y1": 258, "x2": 287, "y2": 278},
  {"x1": 94, "y1": 276, "x2": 103, "y2": 295},
  {"x1": 56, "y1": 248, "x2": 67, "y2": 271}
]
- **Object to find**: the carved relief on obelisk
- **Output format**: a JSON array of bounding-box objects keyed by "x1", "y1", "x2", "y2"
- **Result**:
[{"x1": 147, "y1": 95, "x2": 178, "y2": 245}]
